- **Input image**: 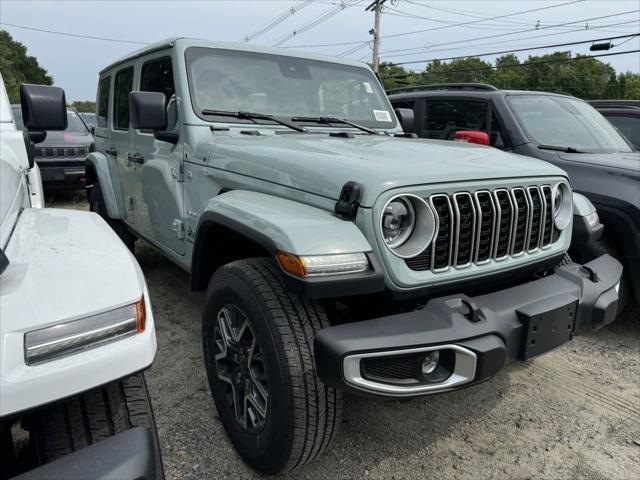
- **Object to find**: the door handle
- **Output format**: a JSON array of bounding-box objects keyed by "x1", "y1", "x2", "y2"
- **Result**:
[
  {"x1": 105, "y1": 147, "x2": 117, "y2": 156},
  {"x1": 128, "y1": 153, "x2": 145, "y2": 165}
]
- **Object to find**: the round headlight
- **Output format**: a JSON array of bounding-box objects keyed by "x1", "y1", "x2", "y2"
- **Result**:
[
  {"x1": 382, "y1": 197, "x2": 415, "y2": 248},
  {"x1": 552, "y1": 182, "x2": 572, "y2": 230},
  {"x1": 380, "y1": 194, "x2": 436, "y2": 258}
]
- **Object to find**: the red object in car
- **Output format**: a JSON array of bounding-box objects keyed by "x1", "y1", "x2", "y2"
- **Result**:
[{"x1": 454, "y1": 130, "x2": 490, "y2": 146}]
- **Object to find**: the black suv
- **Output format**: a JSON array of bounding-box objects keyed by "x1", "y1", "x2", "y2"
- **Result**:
[
  {"x1": 12, "y1": 104, "x2": 94, "y2": 190},
  {"x1": 588, "y1": 100, "x2": 640, "y2": 150},
  {"x1": 388, "y1": 84, "x2": 639, "y2": 315}
]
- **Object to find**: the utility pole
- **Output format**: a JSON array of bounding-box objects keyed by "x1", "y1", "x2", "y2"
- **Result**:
[{"x1": 366, "y1": 0, "x2": 387, "y2": 72}]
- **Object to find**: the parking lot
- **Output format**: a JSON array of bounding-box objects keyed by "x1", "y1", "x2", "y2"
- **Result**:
[{"x1": 48, "y1": 191, "x2": 639, "y2": 480}]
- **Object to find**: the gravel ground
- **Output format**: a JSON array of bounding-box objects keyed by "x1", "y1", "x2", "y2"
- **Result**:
[{"x1": 49, "y1": 191, "x2": 640, "y2": 480}]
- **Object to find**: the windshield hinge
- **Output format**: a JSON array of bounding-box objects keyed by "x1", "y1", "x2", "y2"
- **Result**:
[
  {"x1": 171, "y1": 164, "x2": 184, "y2": 182},
  {"x1": 335, "y1": 181, "x2": 362, "y2": 220}
]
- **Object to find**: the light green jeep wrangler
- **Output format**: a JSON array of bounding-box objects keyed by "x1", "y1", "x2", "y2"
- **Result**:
[{"x1": 88, "y1": 38, "x2": 622, "y2": 473}]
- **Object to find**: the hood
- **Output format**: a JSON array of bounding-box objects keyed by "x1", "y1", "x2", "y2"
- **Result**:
[
  {"x1": 558, "y1": 151, "x2": 640, "y2": 173},
  {"x1": 40, "y1": 130, "x2": 93, "y2": 146},
  {"x1": 206, "y1": 134, "x2": 566, "y2": 206}
]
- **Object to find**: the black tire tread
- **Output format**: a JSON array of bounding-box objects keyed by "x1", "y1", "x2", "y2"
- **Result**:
[
  {"x1": 89, "y1": 181, "x2": 136, "y2": 252},
  {"x1": 211, "y1": 258, "x2": 342, "y2": 472},
  {"x1": 29, "y1": 372, "x2": 162, "y2": 477}
]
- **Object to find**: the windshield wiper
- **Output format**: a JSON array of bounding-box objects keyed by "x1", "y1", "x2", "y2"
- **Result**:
[
  {"x1": 290, "y1": 116, "x2": 378, "y2": 135},
  {"x1": 201, "y1": 109, "x2": 307, "y2": 133},
  {"x1": 537, "y1": 144, "x2": 584, "y2": 153}
]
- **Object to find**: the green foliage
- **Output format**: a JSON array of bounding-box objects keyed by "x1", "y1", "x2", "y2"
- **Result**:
[
  {"x1": 380, "y1": 50, "x2": 640, "y2": 100},
  {"x1": 0, "y1": 30, "x2": 53, "y2": 103},
  {"x1": 71, "y1": 100, "x2": 96, "y2": 112}
]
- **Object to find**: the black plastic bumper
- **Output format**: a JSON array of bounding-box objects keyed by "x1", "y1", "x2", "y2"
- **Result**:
[
  {"x1": 13, "y1": 427, "x2": 158, "y2": 480},
  {"x1": 314, "y1": 254, "x2": 622, "y2": 398}
]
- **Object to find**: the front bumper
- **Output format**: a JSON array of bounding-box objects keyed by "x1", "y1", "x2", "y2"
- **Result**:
[
  {"x1": 314, "y1": 254, "x2": 622, "y2": 398},
  {"x1": 13, "y1": 427, "x2": 158, "y2": 480},
  {"x1": 38, "y1": 162, "x2": 86, "y2": 188}
]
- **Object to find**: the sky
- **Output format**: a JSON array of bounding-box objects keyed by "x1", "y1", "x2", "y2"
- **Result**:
[{"x1": 1, "y1": 0, "x2": 638, "y2": 101}]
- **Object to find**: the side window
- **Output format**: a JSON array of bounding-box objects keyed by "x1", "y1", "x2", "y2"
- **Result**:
[
  {"x1": 97, "y1": 76, "x2": 110, "y2": 128},
  {"x1": 391, "y1": 100, "x2": 415, "y2": 110},
  {"x1": 605, "y1": 115, "x2": 640, "y2": 149},
  {"x1": 113, "y1": 67, "x2": 134, "y2": 130},
  {"x1": 423, "y1": 100, "x2": 488, "y2": 140},
  {"x1": 141, "y1": 57, "x2": 176, "y2": 130}
]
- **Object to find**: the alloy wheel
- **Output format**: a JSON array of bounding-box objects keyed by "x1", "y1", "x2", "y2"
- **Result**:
[{"x1": 213, "y1": 305, "x2": 269, "y2": 432}]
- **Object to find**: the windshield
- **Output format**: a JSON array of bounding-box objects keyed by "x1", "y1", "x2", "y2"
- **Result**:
[
  {"x1": 508, "y1": 95, "x2": 632, "y2": 153},
  {"x1": 11, "y1": 107, "x2": 89, "y2": 133},
  {"x1": 185, "y1": 47, "x2": 396, "y2": 129}
]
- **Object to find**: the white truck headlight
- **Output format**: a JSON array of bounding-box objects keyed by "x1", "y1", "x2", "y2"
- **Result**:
[
  {"x1": 552, "y1": 182, "x2": 572, "y2": 231},
  {"x1": 24, "y1": 298, "x2": 146, "y2": 365},
  {"x1": 277, "y1": 252, "x2": 369, "y2": 277},
  {"x1": 380, "y1": 194, "x2": 436, "y2": 258}
]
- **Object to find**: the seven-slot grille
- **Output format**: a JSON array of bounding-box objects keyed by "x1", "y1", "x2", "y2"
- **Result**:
[
  {"x1": 405, "y1": 185, "x2": 556, "y2": 272},
  {"x1": 35, "y1": 146, "x2": 89, "y2": 158}
]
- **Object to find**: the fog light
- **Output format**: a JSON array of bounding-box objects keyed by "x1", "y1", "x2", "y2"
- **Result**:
[{"x1": 421, "y1": 351, "x2": 440, "y2": 374}]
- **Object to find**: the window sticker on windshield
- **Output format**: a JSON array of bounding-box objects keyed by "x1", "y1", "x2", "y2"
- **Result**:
[
  {"x1": 373, "y1": 110, "x2": 391, "y2": 122},
  {"x1": 363, "y1": 81, "x2": 374, "y2": 93}
]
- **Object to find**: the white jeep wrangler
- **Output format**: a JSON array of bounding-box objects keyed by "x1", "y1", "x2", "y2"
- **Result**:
[{"x1": 0, "y1": 76, "x2": 163, "y2": 479}]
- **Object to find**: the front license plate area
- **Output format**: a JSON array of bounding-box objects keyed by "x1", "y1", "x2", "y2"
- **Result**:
[
  {"x1": 41, "y1": 168, "x2": 65, "y2": 181},
  {"x1": 518, "y1": 299, "x2": 578, "y2": 360}
]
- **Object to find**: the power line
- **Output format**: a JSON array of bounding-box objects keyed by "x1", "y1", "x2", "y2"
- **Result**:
[
  {"x1": 0, "y1": 22, "x2": 149, "y2": 45},
  {"x1": 286, "y1": 0, "x2": 587, "y2": 47},
  {"x1": 385, "y1": 33, "x2": 639, "y2": 66},
  {"x1": 271, "y1": 0, "x2": 360, "y2": 47},
  {"x1": 368, "y1": 19, "x2": 639, "y2": 60},
  {"x1": 385, "y1": 49, "x2": 640, "y2": 80},
  {"x1": 243, "y1": 0, "x2": 314, "y2": 42}
]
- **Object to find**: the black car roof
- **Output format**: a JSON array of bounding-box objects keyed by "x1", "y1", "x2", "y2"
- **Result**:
[{"x1": 387, "y1": 85, "x2": 575, "y2": 100}]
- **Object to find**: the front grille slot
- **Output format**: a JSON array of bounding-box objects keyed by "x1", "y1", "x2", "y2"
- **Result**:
[
  {"x1": 526, "y1": 187, "x2": 543, "y2": 251},
  {"x1": 403, "y1": 184, "x2": 564, "y2": 272},
  {"x1": 430, "y1": 195, "x2": 453, "y2": 271},
  {"x1": 494, "y1": 189, "x2": 513, "y2": 259},
  {"x1": 452, "y1": 193, "x2": 476, "y2": 267},
  {"x1": 541, "y1": 186, "x2": 553, "y2": 248},
  {"x1": 511, "y1": 188, "x2": 529, "y2": 256},
  {"x1": 474, "y1": 191, "x2": 495, "y2": 264}
]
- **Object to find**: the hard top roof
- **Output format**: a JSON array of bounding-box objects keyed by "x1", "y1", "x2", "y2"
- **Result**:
[{"x1": 99, "y1": 37, "x2": 370, "y2": 75}]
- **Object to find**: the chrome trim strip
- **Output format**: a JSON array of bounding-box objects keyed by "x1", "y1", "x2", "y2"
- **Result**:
[
  {"x1": 526, "y1": 186, "x2": 544, "y2": 253},
  {"x1": 343, "y1": 345, "x2": 477, "y2": 397}
]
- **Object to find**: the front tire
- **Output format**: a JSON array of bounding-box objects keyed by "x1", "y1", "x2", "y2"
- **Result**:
[
  {"x1": 24, "y1": 373, "x2": 164, "y2": 479},
  {"x1": 203, "y1": 258, "x2": 342, "y2": 474}
]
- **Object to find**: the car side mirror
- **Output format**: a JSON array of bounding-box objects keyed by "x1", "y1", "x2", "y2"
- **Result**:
[
  {"x1": 129, "y1": 91, "x2": 178, "y2": 144},
  {"x1": 394, "y1": 108, "x2": 415, "y2": 133},
  {"x1": 454, "y1": 130, "x2": 490, "y2": 146},
  {"x1": 19, "y1": 84, "x2": 67, "y2": 168}
]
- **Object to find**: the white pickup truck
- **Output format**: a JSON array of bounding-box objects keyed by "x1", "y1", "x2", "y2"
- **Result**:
[{"x1": 0, "y1": 75, "x2": 163, "y2": 479}]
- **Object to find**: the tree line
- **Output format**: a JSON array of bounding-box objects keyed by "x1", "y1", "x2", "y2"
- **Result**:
[{"x1": 380, "y1": 52, "x2": 640, "y2": 99}]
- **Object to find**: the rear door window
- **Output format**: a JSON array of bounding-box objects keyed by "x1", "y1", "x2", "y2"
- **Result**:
[
  {"x1": 423, "y1": 99, "x2": 488, "y2": 140},
  {"x1": 113, "y1": 67, "x2": 134, "y2": 130},
  {"x1": 97, "y1": 76, "x2": 110, "y2": 128}
]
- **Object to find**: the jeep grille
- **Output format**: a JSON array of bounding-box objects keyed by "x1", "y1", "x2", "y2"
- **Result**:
[{"x1": 405, "y1": 185, "x2": 558, "y2": 272}]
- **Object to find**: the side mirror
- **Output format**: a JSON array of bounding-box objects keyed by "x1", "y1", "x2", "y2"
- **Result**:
[
  {"x1": 129, "y1": 91, "x2": 167, "y2": 131},
  {"x1": 454, "y1": 130, "x2": 490, "y2": 146},
  {"x1": 129, "y1": 91, "x2": 178, "y2": 144},
  {"x1": 20, "y1": 84, "x2": 67, "y2": 134},
  {"x1": 394, "y1": 108, "x2": 415, "y2": 133}
]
